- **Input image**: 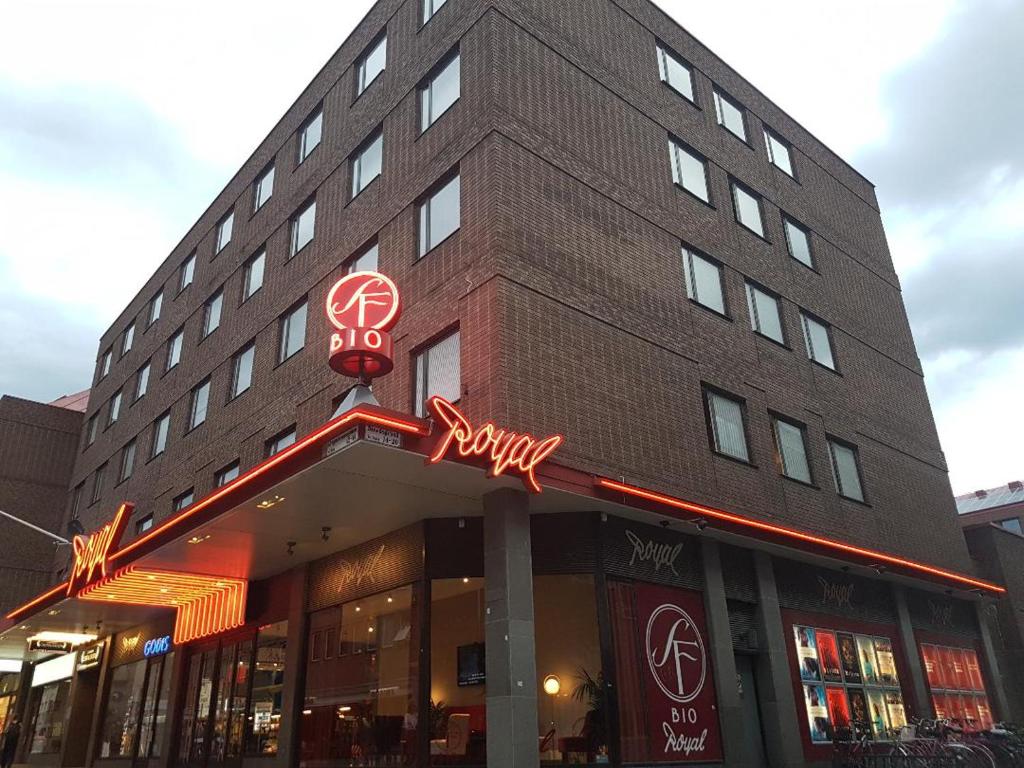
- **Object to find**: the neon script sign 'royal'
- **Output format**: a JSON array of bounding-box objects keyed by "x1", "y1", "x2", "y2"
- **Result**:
[
  {"x1": 66, "y1": 503, "x2": 132, "y2": 596},
  {"x1": 426, "y1": 397, "x2": 563, "y2": 493}
]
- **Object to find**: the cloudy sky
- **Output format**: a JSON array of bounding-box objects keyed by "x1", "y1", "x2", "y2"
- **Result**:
[{"x1": 1, "y1": 0, "x2": 1019, "y2": 494}]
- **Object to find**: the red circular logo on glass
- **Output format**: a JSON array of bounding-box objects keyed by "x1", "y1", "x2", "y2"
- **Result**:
[
  {"x1": 325, "y1": 272, "x2": 401, "y2": 332},
  {"x1": 645, "y1": 603, "x2": 707, "y2": 703}
]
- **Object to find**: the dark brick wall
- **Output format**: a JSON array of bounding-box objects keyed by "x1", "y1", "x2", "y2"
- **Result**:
[
  {"x1": 62, "y1": 0, "x2": 971, "y2": 584},
  {"x1": 0, "y1": 396, "x2": 82, "y2": 612}
]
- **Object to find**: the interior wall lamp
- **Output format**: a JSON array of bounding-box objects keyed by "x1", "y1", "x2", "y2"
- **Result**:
[{"x1": 543, "y1": 674, "x2": 561, "y2": 696}]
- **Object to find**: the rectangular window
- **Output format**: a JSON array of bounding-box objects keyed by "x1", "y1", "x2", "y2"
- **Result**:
[
  {"x1": 230, "y1": 342, "x2": 255, "y2": 398},
  {"x1": 179, "y1": 252, "x2": 196, "y2": 292},
  {"x1": 215, "y1": 210, "x2": 234, "y2": 254},
  {"x1": 99, "y1": 659, "x2": 148, "y2": 757},
  {"x1": 765, "y1": 127, "x2": 795, "y2": 177},
  {"x1": 266, "y1": 426, "x2": 297, "y2": 457},
  {"x1": 215, "y1": 461, "x2": 240, "y2": 487},
  {"x1": 828, "y1": 438, "x2": 865, "y2": 502},
  {"x1": 203, "y1": 290, "x2": 223, "y2": 337},
  {"x1": 772, "y1": 415, "x2": 812, "y2": 484},
  {"x1": 173, "y1": 489, "x2": 194, "y2": 512},
  {"x1": 91, "y1": 463, "x2": 106, "y2": 504},
  {"x1": 784, "y1": 216, "x2": 814, "y2": 268},
  {"x1": 135, "y1": 362, "x2": 151, "y2": 401},
  {"x1": 682, "y1": 247, "x2": 726, "y2": 315},
  {"x1": 244, "y1": 622, "x2": 288, "y2": 756},
  {"x1": 351, "y1": 131, "x2": 383, "y2": 197},
  {"x1": 121, "y1": 323, "x2": 135, "y2": 356},
  {"x1": 278, "y1": 301, "x2": 307, "y2": 362},
  {"x1": 166, "y1": 328, "x2": 184, "y2": 371},
  {"x1": 347, "y1": 241, "x2": 379, "y2": 274},
  {"x1": 705, "y1": 388, "x2": 750, "y2": 462},
  {"x1": 414, "y1": 331, "x2": 461, "y2": 417},
  {"x1": 86, "y1": 414, "x2": 98, "y2": 447},
  {"x1": 420, "y1": 52, "x2": 460, "y2": 131},
  {"x1": 118, "y1": 440, "x2": 136, "y2": 483},
  {"x1": 243, "y1": 249, "x2": 266, "y2": 300},
  {"x1": 668, "y1": 138, "x2": 710, "y2": 203},
  {"x1": 151, "y1": 412, "x2": 170, "y2": 458},
  {"x1": 418, "y1": 173, "x2": 461, "y2": 257},
  {"x1": 731, "y1": 181, "x2": 765, "y2": 237},
  {"x1": 100, "y1": 348, "x2": 113, "y2": 379},
  {"x1": 656, "y1": 43, "x2": 695, "y2": 102},
  {"x1": 148, "y1": 289, "x2": 163, "y2": 327},
  {"x1": 253, "y1": 163, "x2": 275, "y2": 212},
  {"x1": 107, "y1": 389, "x2": 123, "y2": 426},
  {"x1": 423, "y1": 0, "x2": 447, "y2": 23},
  {"x1": 298, "y1": 107, "x2": 322, "y2": 163},
  {"x1": 1000, "y1": 518, "x2": 1023, "y2": 535},
  {"x1": 189, "y1": 379, "x2": 211, "y2": 430},
  {"x1": 746, "y1": 283, "x2": 785, "y2": 345},
  {"x1": 802, "y1": 312, "x2": 836, "y2": 370},
  {"x1": 714, "y1": 88, "x2": 747, "y2": 141},
  {"x1": 356, "y1": 34, "x2": 387, "y2": 95},
  {"x1": 290, "y1": 199, "x2": 316, "y2": 256},
  {"x1": 135, "y1": 514, "x2": 153, "y2": 534},
  {"x1": 70, "y1": 483, "x2": 83, "y2": 519}
]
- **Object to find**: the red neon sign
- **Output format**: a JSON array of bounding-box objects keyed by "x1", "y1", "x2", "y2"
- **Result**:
[
  {"x1": 426, "y1": 397, "x2": 563, "y2": 493},
  {"x1": 66, "y1": 503, "x2": 132, "y2": 596},
  {"x1": 325, "y1": 271, "x2": 402, "y2": 379}
]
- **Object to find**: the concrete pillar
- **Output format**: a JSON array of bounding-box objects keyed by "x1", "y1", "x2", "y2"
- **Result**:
[
  {"x1": 892, "y1": 585, "x2": 931, "y2": 718},
  {"x1": 699, "y1": 540, "x2": 751, "y2": 767},
  {"x1": 276, "y1": 564, "x2": 310, "y2": 768},
  {"x1": 751, "y1": 552, "x2": 803, "y2": 768},
  {"x1": 482, "y1": 488, "x2": 539, "y2": 768},
  {"x1": 976, "y1": 601, "x2": 1012, "y2": 721}
]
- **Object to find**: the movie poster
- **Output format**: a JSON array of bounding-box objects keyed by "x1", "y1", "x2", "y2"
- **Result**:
[
  {"x1": 847, "y1": 689, "x2": 870, "y2": 737},
  {"x1": 938, "y1": 646, "x2": 958, "y2": 690},
  {"x1": 874, "y1": 637, "x2": 898, "y2": 686},
  {"x1": 815, "y1": 631, "x2": 843, "y2": 683},
  {"x1": 976, "y1": 697, "x2": 993, "y2": 730},
  {"x1": 884, "y1": 691, "x2": 907, "y2": 730},
  {"x1": 793, "y1": 626, "x2": 821, "y2": 682},
  {"x1": 920, "y1": 644, "x2": 941, "y2": 689},
  {"x1": 866, "y1": 689, "x2": 891, "y2": 739},
  {"x1": 932, "y1": 693, "x2": 951, "y2": 720},
  {"x1": 856, "y1": 635, "x2": 880, "y2": 685},
  {"x1": 837, "y1": 633, "x2": 862, "y2": 686},
  {"x1": 950, "y1": 648, "x2": 971, "y2": 690},
  {"x1": 826, "y1": 687, "x2": 851, "y2": 731},
  {"x1": 964, "y1": 649, "x2": 984, "y2": 691},
  {"x1": 803, "y1": 684, "x2": 833, "y2": 743}
]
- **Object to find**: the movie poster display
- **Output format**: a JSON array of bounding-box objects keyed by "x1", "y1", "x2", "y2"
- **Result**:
[
  {"x1": 825, "y1": 687, "x2": 851, "y2": 731},
  {"x1": 919, "y1": 643, "x2": 994, "y2": 731},
  {"x1": 794, "y1": 626, "x2": 821, "y2": 682},
  {"x1": 803, "y1": 684, "x2": 833, "y2": 743},
  {"x1": 866, "y1": 689, "x2": 891, "y2": 738},
  {"x1": 816, "y1": 631, "x2": 844, "y2": 683},
  {"x1": 874, "y1": 638, "x2": 898, "y2": 686},
  {"x1": 837, "y1": 633, "x2": 862, "y2": 685},
  {"x1": 856, "y1": 635, "x2": 880, "y2": 684}
]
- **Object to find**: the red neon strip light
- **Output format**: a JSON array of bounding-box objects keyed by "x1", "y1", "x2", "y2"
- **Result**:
[
  {"x1": 111, "y1": 408, "x2": 428, "y2": 562},
  {"x1": 596, "y1": 477, "x2": 1005, "y2": 595},
  {"x1": 5, "y1": 582, "x2": 69, "y2": 621}
]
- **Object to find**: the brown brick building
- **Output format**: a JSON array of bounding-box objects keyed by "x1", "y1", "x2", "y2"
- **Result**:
[{"x1": 0, "y1": 1, "x2": 1012, "y2": 767}]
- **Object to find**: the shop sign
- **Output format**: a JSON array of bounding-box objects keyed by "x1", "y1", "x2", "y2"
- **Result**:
[
  {"x1": 336, "y1": 544, "x2": 386, "y2": 592},
  {"x1": 66, "y1": 502, "x2": 132, "y2": 596},
  {"x1": 28, "y1": 639, "x2": 73, "y2": 653},
  {"x1": 143, "y1": 635, "x2": 172, "y2": 658},
  {"x1": 818, "y1": 578, "x2": 855, "y2": 610},
  {"x1": 325, "y1": 271, "x2": 401, "y2": 380},
  {"x1": 365, "y1": 425, "x2": 402, "y2": 448},
  {"x1": 626, "y1": 529, "x2": 683, "y2": 576},
  {"x1": 77, "y1": 644, "x2": 103, "y2": 671},
  {"x1": 636, "y1": 584, "x2": 722, "y2": 762},
  {"x1": 325, "y1": 428, "x2": 359, "y2": 457},
  {"x1": 426, "y1": 397, "x2": 563, "y2": 493}
]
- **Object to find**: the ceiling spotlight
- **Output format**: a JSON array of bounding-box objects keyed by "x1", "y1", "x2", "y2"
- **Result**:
[
  {"x1": 47, "y1": 610, "x2": 60, "y2": 617},
  {"x1": 321, "y1": 527, "x2": 331, "y2": 542},
  {"x1": 286, "y1": 541, "x2": 297, "y2": 556},
  {"x1": 187, "y1": 534, "x2": 211, "y2": 545},
  {"x1": 870, "y1": 564, "x2": 887, "y2": 575},
  {"x1": 693, "y1": 519, "x2": 708, "y2": 531}
]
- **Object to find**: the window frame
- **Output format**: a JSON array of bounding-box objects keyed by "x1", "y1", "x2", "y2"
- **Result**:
[
  {"x1": 289, "y1": 198, "x2": 316, "y2": 257},
  {"x1": 730, "y1": 179, "x2": 767, "y2": 239},
  {"x1": 422, "y1": 0, "x2": 448, "y2": 24},
  {"x1": 148, "y1": 289, "x2": 164, "y2": 328},
  {"x1": 166, "y1": 328, "x2": 184, "y2": 372},
  {"x1": 668, "y1": 137, "x2": 711, "y2": 204},
  {"x1": 135, "y1": 361, "x2": 151, "y2": 402},
  {"x1": 417, "y1": 171, "x2": 461, "y2": 258},
  {"x1": 345, "y1": 240, "x2": 379, "y2": 274},
  {"x1": 188, "y1": 378, "x2": 212, "y2": 431},
  {"x1": 107, "y1": 389, "x2": 123, "y2": 427},
  {"x1": 265, "y1": 426, "x2": 297, "y2": 458},
  {"x1": 801, "y1": 311, "x2": 838, "y2": 371},
  {"x1": 135, "y1": 513, "x2": 154, "y2": 535},
  {"x1": 121, "y1": 322, "x2": 135, "y2": 357},
  {"x1": 242, "y1": 249, "x2": 266, "y2": 302},
  {"x1": 681, "y1": 245, "x2": 728, "y2": 317},
  {"x1": 350, "y1": 129, "x2": 383, "y2": 199},
  {"x1": 702, "y1": 385, "x2": 753, "y2": 464},
  {"x1": 215, "y1": 210, "x2": 234, "y2": 255},
  {"x1": 297, "y1": 106, "x2": 323, "y2": 164},
  {"x1": 770, "y1": 412, "x2": 814, "y2": 486},
  {"x1": 419, "y1": 50, "x2": 461, "y2": 132},
  {"x1": 118, "y1": 439, "x2": 137, "y2": 484},
  {"x1": 173, "y1": 489, "x2": 195, "y2": 513},
  {"x1": 179, "y1": 252, "x2": 196, "y2": 294},
  {"x1": 746, "y1": 281, "x2": 787, "y2": 346},
  {"x1": 827, "y1": 437, "x2": 867, "y2": 503},
  {"x1": 151, "y1": 412, "x2": 171, "y2": 459},
  {"x1": 278, "y1": 300, "x2": 308, "y2": 364},
  {"x1": 215, "y1": 461, "x2": 241, "y2": 488},
  {"x1": 91, "y1": 462, "x2": 107, "y2": 504},
  {"x1": 764, "y1": 126, "x2": 796, "y2": 178},
  {"x1": 230, "y1": 342, "x2": 256, "y2": 400},
  {"x1": 252, "y1": 163, "x2": 275, "y2": 213},
  {"x1": 656, "y1": 42, "x2": 696, "y2": 103},
  {"x1": 713, "y1": 87, "x2": 748, "y2": 143},
  {"x1": 783, "y1": 214, "x2": 815, "y2": 269},
  {"x1": 355, "y1": 33, "x2": 387, "y2": 96},
  {"x1": 99, "y1": 348, "x2": 113, "y2": 380},
  {"x1": 86, "y1": 413, "x2": 99, "y2": 447},
  {"x1": 413, "y1": 329, "x2": 461, "y2": 417},
  {"x1": 203, "y1": 289, "x2": 224, "y2": 338}
]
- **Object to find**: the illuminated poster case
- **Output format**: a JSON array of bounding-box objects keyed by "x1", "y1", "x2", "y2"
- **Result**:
[
  {"x1": 920, "y1": 644, "x2": 993, "y2": 730},
  {"x1": 792, "y1": 625, "x2": 907, "y2": 743}
]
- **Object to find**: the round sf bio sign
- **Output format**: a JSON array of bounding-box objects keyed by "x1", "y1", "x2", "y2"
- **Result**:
[{"x1": 325, "y1": 271, "x2": 402, "y2": 379}]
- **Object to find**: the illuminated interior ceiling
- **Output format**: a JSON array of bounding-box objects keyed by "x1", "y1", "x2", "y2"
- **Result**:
[{"x1": 77, "y1": 566, "x2": 246, "y2": 643}]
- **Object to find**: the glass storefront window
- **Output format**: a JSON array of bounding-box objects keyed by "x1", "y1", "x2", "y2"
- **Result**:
[
  {"x1": 29, "y1": 680, "x2": 71, "y2": 754},
  {"x1": 99, "y1": 659, "x2": 148, "y2": 758},
  {"x1": 178, "y1": 652, "x2": 204, "y2": 762},
  {"x1": 248, "y1": 622, "x2": 288, "y2": 756},
  {"x1": 210, "y1": 644, "x2": 238, "y2": 762},
  {"x1": 138, "y1": 652, "x2": 173, "y2": 759},
  {"x1": 791, "y1": 625, "x2": 907, "y2": 742},
  {"x1": 534, "y1": 575, "x2": 607, "y2": 765},
  {"x1": 920, "y1": 644, "x2": 993, "y2": 731},
  {"x1": 301, "y1": 586, "x2": 419, "y2": 766},
  {"x1": 429, "y1": 578, "x2": 485, "y2": 766}
]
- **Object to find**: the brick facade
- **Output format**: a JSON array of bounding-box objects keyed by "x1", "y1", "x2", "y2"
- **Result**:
[{"x1": 62, "y1": 0, "x2": 971, "y2": 581}]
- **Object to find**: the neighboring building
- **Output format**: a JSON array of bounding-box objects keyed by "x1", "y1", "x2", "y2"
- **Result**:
[
  {"x1": 958, "y1": 481, "x2": 1024, "y2": 722},
  {"x1": 0, "y1": 2, "x2": 1010, "y2": 767}
]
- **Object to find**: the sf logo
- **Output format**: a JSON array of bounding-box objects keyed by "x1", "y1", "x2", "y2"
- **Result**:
[{"x1": 645, "y1": 603, "x2": 707, "y2": 703}]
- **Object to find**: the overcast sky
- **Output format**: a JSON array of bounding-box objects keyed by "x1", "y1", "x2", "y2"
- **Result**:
[{"x1": 1, "y1": 0, "x2": 1019, "y2": 494}]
